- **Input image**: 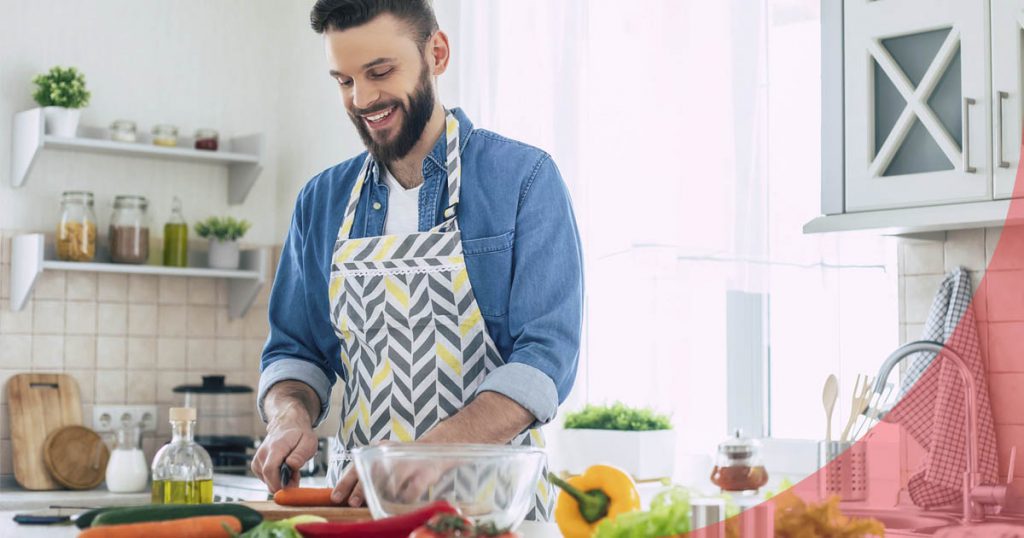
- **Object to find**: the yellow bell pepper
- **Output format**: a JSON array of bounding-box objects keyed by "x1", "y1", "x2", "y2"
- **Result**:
[{"x1": 549, "y1": 465, "x2": 641, "y2": 538}]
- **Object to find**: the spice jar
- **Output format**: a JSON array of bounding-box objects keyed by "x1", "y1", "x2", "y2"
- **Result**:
[
  {"x1": 152, "y1": 124, "x2": 178, "y2": 147},
  {"x1": 194, "y1": 128, "x2": 219, "y2": 151},
  {"x1": 109, "y1": 120, "x2": 137, "y2": 143},
  {"x1": 710, "y1": 429, "x2": 768, "y2": 493},
  {"x1": 109, "y1": 195, "x2": 150, "y2": 264},
  {"x1": 56, "y1": 191, "x2": 97, "y2": 262}
]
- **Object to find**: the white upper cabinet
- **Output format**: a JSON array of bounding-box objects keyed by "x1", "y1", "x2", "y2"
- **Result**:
[
  {"x1": 843, "y1": 0, "x2": 991, "y2": 211},
  {"x1": 992, "y1": 0, "x2": 1024, "y2": 199}
]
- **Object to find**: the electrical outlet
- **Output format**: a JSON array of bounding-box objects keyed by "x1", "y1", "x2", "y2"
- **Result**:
[{"x1": 92, "y1": 405, "x2": 158, "y2": 433}]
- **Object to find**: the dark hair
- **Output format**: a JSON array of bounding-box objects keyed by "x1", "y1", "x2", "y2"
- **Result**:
[{"x1": 310, "y1": 0, "x2": 438, "y2": 49}]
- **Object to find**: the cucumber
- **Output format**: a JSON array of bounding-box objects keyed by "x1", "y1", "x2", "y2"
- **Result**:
[
  {"x1": 75, "y1": 507, "x2": 115, "y2": 529},
  {"x1": 90, "y1": 503, "x2": 263, "y2": 530}
]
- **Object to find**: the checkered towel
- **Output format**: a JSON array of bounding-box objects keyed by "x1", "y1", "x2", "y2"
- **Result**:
[{"x1": 886, "y1": 266, "x2": 999, "y2": 508}]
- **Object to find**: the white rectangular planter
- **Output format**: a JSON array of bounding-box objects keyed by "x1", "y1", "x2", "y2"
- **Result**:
[{"x1": 558, "y1": 429, "x2": 676, "y2": 481}]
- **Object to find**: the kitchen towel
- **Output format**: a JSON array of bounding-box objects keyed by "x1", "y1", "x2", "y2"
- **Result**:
[{"x1": 886, "y1": 266, "x2": 999, "y2": 508}]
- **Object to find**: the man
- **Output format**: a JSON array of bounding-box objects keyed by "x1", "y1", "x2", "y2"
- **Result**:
[{"x1": 251, "y1": 0, "x2": 583, "y2": 520}]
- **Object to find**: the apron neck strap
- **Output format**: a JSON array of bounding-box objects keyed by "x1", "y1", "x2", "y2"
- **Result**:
[{"x1": 338, "y1": 110, "x2": 462, "y2": 241}]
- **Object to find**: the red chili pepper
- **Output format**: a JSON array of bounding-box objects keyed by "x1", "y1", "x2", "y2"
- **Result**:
[{"x1": 294, "y1": 501, "x2": 459, "y2": 538}]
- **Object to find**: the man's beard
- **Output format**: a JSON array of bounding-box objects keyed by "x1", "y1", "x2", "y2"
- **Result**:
[{"x1": 349, "y1": 63, "x2": 435, "y2": 164}]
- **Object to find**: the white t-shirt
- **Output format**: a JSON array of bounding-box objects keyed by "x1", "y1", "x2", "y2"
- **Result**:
[{"x1": 382, "y1": 167, "x2": 422, "y2": 235}]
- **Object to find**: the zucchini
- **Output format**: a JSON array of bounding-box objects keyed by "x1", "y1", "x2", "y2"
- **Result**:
[
  {"x1": 75, "y1": 507, "x2": 115, "y2": 529},
  {"x1": 90, "y1": 503, "x2": 263, "y2": 530}
]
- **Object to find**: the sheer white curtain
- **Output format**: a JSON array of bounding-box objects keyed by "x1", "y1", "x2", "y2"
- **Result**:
[{"x1": 452, "y1": 0, "x2": 898, "y2": 474}]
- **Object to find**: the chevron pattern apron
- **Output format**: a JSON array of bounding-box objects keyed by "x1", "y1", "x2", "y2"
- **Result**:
[{"x1": 326, "y1": 112, "x2": 553, "y2": 520}]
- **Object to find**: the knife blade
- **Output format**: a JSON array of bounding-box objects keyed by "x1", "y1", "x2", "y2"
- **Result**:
[{"x1": 279, "y1": 462, "x2": 292, "y2": 488}]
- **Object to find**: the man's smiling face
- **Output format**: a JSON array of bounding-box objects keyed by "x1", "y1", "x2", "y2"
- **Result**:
[{"x1": 325, "y1": 14, "x2": 436, "y2": 164}]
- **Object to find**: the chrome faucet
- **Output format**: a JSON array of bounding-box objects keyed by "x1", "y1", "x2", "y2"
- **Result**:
[{"x1": 875, "y1": 340, "x2": 1013, "y2": 525}]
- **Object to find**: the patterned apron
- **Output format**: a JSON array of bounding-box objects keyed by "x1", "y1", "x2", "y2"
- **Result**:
[{"x1": 326, "y1": 111, "x2": 553, "y2": 520}]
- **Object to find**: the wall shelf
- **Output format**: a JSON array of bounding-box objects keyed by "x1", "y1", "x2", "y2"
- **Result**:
[
  {"x1": 10, "y1": 108, "x2": 264, "y2": 204},
  {"x1": 10, "y1": 234, "x2": 268, "y2": 319}
]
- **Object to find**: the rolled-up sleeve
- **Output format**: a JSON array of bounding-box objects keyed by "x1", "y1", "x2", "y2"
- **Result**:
[
  {"x1": 258, "y1": 189, "x2": 337, "y2": 427},
  {"x1": 476, "y1": 155, "x2": 583, "y2": 426}
]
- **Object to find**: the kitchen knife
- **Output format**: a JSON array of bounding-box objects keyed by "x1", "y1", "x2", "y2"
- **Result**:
[{"x1": 280, "y1": 462, "x2": 292, "y2": 488}]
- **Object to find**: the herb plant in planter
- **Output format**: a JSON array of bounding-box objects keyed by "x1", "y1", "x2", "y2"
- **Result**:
[
  {"x1": 32, "y1": 66, "x2": 91, "y2": 137},
  {"x1": 195, "y1": 216, "x2": 251, "y2": 270},
  {"x1": 560, "y1": 403, "x2": 675, "y2": 481}
]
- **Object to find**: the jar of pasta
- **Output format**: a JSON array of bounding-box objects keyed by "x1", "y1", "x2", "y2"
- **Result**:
[{"x1": 56, "y1": 191, "x2": 98, "y2": 262}]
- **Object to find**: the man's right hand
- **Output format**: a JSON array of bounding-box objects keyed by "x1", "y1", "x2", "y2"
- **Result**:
[{"x1": 251, "y1": 381, "x2": 321, "y2": 492}]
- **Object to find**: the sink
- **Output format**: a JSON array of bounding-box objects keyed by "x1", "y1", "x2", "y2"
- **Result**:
[{"x1": 842, "y1": 508, "x2": 959, "y2": 535}]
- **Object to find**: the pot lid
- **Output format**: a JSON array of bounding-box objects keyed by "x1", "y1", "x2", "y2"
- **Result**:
[
  {"x1": 173, "y1": 375, "x2": 253, "y2": 394},
  {"x1": 718, "y1": 429, "x2": 761, "y2": 457}
]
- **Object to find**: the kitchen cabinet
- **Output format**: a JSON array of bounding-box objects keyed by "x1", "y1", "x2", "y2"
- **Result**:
[
  {"x1": 807, "y1": 0, "x2": 1024, "y2": 234},
  {"x1": 844, "y1": 0, "x2": 990, "y2": 211},
  {"x1": 992, "y1": 0, "x2": 1024, "y2": 198}
]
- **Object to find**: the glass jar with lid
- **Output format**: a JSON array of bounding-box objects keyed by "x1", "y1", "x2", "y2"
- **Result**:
[
  {"x1": 710, "y1": 429, "x2": 768, "y2": 493},
  {"x1": 152, "y1": 124, "x2": 178, "y2": 147},
  {"x1": 109, "y1": 195, "x2": 150, "y2": 264},
  {"x1": 56, "y1": 191, "x2": 97, "y2": 262},
  {"x1": 109, "y1": 120, "x2": 138, "y2": 143},
  {"x1": 194, "y1": 128, "x2": 219, "y2": 151}
]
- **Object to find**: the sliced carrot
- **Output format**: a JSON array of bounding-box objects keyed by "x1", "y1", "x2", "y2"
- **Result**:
[
  {"x1": 77, "y1": 515, "x2": 241, "y2": 538},
  {"x1": 273, "y1": 486, "x2": 337, "y2": 506}
]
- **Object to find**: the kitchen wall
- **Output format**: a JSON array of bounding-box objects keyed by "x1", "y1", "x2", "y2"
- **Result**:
[
  {"x1": 898, "y1": 228, "x2": 1024, "y2": 483},
  {"x1": 0, "y1": 0, "x2": 461, "y2": 479}
]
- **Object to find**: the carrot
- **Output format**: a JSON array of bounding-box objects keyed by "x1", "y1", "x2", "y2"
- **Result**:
[
  {"x1": 77, "y1": 515, "x2": 241, "y2": 538},
  {"x1": 273, "y1": 486, "x2": 337, "y2": 506}
]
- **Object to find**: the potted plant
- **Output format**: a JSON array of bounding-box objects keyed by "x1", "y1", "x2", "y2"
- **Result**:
[
  {"x1": 32, "y1": 66, "x2": 91, "y2": 137},
  {"x1": 195, "y1": 216, "x2": 251, "y2": 270},
  {"x1": 559, "y1": 402, "x2": 675, "y2": 481}
]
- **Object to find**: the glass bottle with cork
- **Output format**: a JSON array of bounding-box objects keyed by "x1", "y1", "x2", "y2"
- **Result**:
[
  {"x1": 151, "y1": 407, "x2": 214, "y2": 504},
  {"x1": 163, "y1": 197, "x2": 188, "y2": 267}
]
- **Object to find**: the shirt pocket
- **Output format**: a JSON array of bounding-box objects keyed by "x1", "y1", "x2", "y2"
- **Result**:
[{"x1": 461, "y1": 230, "x2": 514, "y2": 318}]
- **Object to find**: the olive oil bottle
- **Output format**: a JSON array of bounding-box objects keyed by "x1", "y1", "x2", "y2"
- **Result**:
[{"x1": 150, "y1": 407, "x2": 214, "y2": 504}]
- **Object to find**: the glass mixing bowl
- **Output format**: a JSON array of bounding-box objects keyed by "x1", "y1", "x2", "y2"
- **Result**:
[{"x1": 351, "y1": 443, "x2": 546, "y2": 529}]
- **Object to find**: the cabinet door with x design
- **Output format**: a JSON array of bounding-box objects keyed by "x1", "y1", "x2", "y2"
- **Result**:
[{"x1": 844, "y1": 0, "x2": 991, "y2": 211}]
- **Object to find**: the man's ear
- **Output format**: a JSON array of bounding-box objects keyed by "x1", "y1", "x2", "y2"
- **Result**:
[{"x1": 427, "y1": 30, "x2": 451, "y2": 76}]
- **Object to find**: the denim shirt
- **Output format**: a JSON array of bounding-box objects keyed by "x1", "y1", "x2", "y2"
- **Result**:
[{"x1": 257, "y1": 108, "x2": 583, "y2": 429}]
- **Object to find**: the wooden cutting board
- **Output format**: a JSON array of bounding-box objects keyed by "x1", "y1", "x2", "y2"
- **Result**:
[
  {"x1": 6, "y1": 373, "x2": 83, "y2": 490},
  {"x1": 240, "y1": 501, "x2": 372, "y2": 522}
]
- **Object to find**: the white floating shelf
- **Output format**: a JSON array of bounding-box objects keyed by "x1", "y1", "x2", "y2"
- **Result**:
[
  {"x1": 11, "y1": 108, "x2": 264, "y2": 204},
  {"x1": 11, "y1": 233, "x2": 268, "y2": 319},
  {"x1": 803, "y1": 199, "x2": 1023, "y2": 235}
]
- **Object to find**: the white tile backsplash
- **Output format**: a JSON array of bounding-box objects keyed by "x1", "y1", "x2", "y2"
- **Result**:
[
  {"x1": 96, "y1": 336, "x2": 127, "y2": 369},
  {"x1": 97, "y1": 274, "x2": 128, "y2": 302},
  {"x1": 903, "y1": 274, "x2": 945, "y2": 324},
  {"x1": 94, "y1": 370, "x2": 126, "y2": 403},
  {"x1": 66, "y1": 272, "x2": 98, "y2": 301},
  {"x1": 158, "y1": 276, "x2": 188, "y2": 304},
  {"x1": 157, "y1": 337, "x2": 186, "y2": 370},
  {"x1": 944, "y1": 229, "x2": 987, "y2": 273},
  {"x1": 187, "y1": 306, "x2": 217, "y2": 337},
  {"x1": 64, "y1": 335, "x2": 97, "y2": 369},
  {"x1": 0, "y1": 335, "x2": 32, "y2": 369},
  {"x1": 97, "y1": 303, "x2": 128, "y2": 336},
  {"x1": 66, "y1": 301, "x2": 98, "y2": 335},
  {"x1": 157, "y1": 305, "x2": 187, "y2": 337},
  {"x1": 901, "y1": 240, "x2": 945, "y2": 276},
  {"x1": 127, "y1": 337, "x2": 157, "y2": 369},
  {"x1": 32, "y1": 300, "x2": 65, "y2": 335},
  {"x1": 0, "y1": 300, "x2": 33, "y2": 334},
  {"x1": 34, "y1": 271, "x2": 66, "y2": 300},
  {"x1": 31, "y1": 335, "x2": 64, "y2": 370},
  {"x1": 188, "y1": 278, "x2": 217, "y2": 305},
  {"x1": 128, "y1": 303, "x2": 158, "y2": 336},
  {"x1": 128, "y1": 275, "x2": 159, "y2": 304}
]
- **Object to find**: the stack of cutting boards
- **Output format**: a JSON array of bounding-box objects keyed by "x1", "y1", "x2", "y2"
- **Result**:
[{"x1": 6, "y1": 373, "x2": 83, "y2": 490}]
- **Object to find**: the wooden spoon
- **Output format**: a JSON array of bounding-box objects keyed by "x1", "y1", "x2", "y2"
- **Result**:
[{"x1": 822, "y1": 374, "x2": 839, "y2": 444}]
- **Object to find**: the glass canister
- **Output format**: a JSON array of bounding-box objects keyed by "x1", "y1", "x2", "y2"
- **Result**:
[
  {"x1": 56, "y1": 191, "x2": 97, "y2": 262},
  {"x1": 194, "y1": 128, "x2": 219, "y2": 151},
  {"x1": 109, "y1": 195, "x2": 150, "y2": 264},
  {"x1": 152, "y1": 124, "x2": 178, "y2": 147},
  {"x1": 151, "y1": 407, "x2": 214, "y2": 504},
  {"x1": 109, "y1": 120, "x2": 138, "y2": 143},
  {"x1": 710, "y1": 429, "x2": 769, "y2": 493}
]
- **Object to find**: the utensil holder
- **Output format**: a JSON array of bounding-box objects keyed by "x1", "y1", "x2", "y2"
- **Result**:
[{"x1": 817, "y1": 441, "x2": 867, "y2": 501}]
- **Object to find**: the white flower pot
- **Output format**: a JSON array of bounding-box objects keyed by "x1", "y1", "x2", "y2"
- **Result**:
[
  {"x1": 558, "y1": 429, "x2": 676, "y2": 481},
  {"x1": 43, "y1": 106, "x2": 81, "y2": 137},
  {"x1": 208, "y1": 239, "x2": 240, "y2": 270}
]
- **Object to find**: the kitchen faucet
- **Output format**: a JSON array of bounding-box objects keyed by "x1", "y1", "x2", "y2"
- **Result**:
[{"x1": 874, "y1": 340, "x2": 1014, "y2": 525}]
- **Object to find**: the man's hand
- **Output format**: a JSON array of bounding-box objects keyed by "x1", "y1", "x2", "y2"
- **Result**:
[{"x1": 251, "y1": 381, "x2": 321, "y2": 493}]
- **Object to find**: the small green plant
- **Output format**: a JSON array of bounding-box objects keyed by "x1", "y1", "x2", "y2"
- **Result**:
[
  {"x1": 195, "y1": 216, "x2": 251, "y2": 242},
  {"x1": 32, "y1": 66, "x2": 91, "y2": 108},
  {"x1": 564, "y1": 402, "x2": 672, "y2": 431}
]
